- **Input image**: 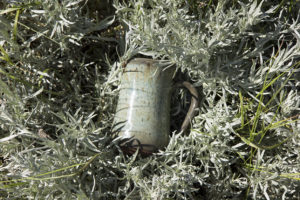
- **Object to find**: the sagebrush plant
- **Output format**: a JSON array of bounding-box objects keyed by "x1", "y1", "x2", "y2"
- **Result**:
[{"x1": 0, "y1": 0, "x2": 299, "y2": 199}]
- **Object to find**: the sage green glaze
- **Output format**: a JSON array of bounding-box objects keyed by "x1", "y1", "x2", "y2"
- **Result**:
[{"x1": 113, "y1": 58, "x2": 175, "y2": 153}]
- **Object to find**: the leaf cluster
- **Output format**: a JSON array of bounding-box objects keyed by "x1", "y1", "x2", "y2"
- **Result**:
[{"x1": 0, "y1": 0, "x2": 299, "y2": 199}]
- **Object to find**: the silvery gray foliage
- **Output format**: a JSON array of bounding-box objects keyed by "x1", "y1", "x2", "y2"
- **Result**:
[
  {"x1": 0, "y1": 0, "x2": 299, "y2": 199},
  {"x1": 114, "y1": 0, "x2": 300, "y2": 199},
  {"x1": 1, "y1": 0, "x2": 120, "y2": 199}
]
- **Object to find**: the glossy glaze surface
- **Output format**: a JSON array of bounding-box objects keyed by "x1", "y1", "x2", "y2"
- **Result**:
[{"x1": 113, "y1": 58, "x2": 175, "y2": 153}]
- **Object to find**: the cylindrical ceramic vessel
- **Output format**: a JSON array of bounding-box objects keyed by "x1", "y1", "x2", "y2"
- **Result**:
[{"x1": 113, "y1": 58, "x2": 175, "y2": 154}]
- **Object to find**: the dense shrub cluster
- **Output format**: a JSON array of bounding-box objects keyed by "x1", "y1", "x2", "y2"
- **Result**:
[{"x1": 0, "y1": 0, "x2": 299, "y2": 199}]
